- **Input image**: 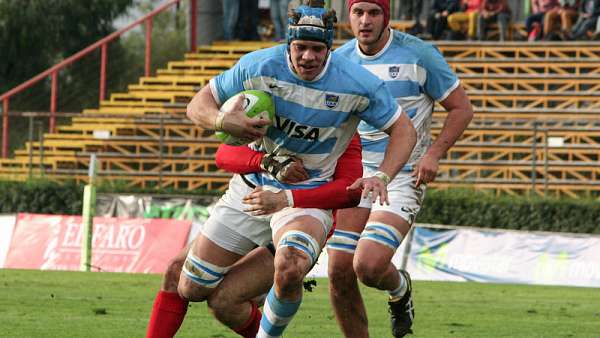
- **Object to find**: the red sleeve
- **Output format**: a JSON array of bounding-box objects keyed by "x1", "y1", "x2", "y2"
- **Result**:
[
  {"x1": 215, "y1": 144, "x2": 264, "y2": 174},
  {"x1": 215, "y1": 135, "x2": 363, "y2": 210},
  {"x1": 292, "y1": 134, "x2": 363, "y2": 209}
]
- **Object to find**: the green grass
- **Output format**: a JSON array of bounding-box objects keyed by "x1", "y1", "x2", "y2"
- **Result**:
[{"x1": 1, "y1": 269, "x2": 599, "y2": 337}]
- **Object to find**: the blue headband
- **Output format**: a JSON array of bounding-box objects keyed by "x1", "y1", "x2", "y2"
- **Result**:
[{"x1": 287, "y1": 5, "x2": 335, "y2": 48}]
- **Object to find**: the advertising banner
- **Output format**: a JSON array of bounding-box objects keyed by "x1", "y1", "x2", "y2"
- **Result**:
[
  {"x1": 96, "y1": 194, "x2": 215, "y2": 224},
  {"x1": 406, "y1": 225, "x2": 600, "y2": 287},
  {"x1": 4, "y1": 213, "x2": 191, "y2": 273}
]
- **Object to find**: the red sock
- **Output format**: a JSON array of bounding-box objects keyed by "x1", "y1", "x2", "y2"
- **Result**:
[
  {"x1": 233, "y1": 302, "x2": 262, "y2": 338},
  {"x1": 146, "y1": 291, "x2": 189, "y2": 338}
]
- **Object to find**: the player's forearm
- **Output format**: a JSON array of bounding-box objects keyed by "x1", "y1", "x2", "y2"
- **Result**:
[
  {"x1": 216, "y1": 145, "x2": 360, "y2": 209},
  {"x1": 378, "y1": 113, "x2": 417, "y2": 179},
  {"x1": 292, "y1": 178, "x2": 362, "y2": 209},
  {"x1": 215, "y1": 144, "x2": 264, "y2": 174},
  {"x1": 292, "y1": 134, "x2": 362, "y2": 209},
  {"x1": 428, "y1": 107, "x2": 473, "y2": 160},
  {"x1": 186, "y1": 85, "x2": 221, "y2": 129},
  {"x1": 429, "y1": 87, "x2": 474, "y2": 160}
]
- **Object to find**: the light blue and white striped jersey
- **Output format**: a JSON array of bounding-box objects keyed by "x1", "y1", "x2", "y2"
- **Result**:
[
  {"x1": 210, "y1": 44, "x2": 402, "y2": 190},
  {"x1": 335, "y1": 30, "x2": 460, "y2": 170}
]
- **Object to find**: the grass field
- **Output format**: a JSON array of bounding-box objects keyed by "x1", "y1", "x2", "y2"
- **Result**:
[{"x1": 1, "y1": 269, "x2": 599, "y2": 337}]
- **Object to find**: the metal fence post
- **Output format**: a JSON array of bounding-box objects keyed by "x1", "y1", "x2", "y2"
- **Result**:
[
  {"x1": 531, "y1": 121, "x2": 538, "y2": 196},
  {"x1": 543, "y1": 128, "x2": 549, "y2": 197},
  {"x1": 36, "y1": 121, "x2": 45, "y2": 177},
  {"x1": 159, "y1": 115, "x2": 164, "y2": 189},
  {"x1": 400, "y1": 226, "x2": 416, "y2": 270},
  {"x1": 28, "y1": 115, "x2": 34, "y2": 179}
]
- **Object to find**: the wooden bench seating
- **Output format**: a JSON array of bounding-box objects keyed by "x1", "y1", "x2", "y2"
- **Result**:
[
  {"x1": 333, "y1": 21, "x2": 528, "y2": 40},
  {"x1": 450, "y1": 60, "x2": 600, "y2": 76},
  {"x1": 166, "y1": 59, "x2": 237, "y2": 71},
  {"x1": 460, "y1": 76, "x2": 600, "y2": 94},
  {"x1": 199, "y1": 41, "x2": 600, "y2": 60},
  {"x1": 139, "y1": 75, "x2": 212, "y2": 87},
  {"x1": 3, "y1": 40, "x2": 600, "y2": 198}
]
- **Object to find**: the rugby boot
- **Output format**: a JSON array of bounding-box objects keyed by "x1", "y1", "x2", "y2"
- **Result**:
[{"x1": 388, "y1": 269, "x2": 414, "y2": 337}]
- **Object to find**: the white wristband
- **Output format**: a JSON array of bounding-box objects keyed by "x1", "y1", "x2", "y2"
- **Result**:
[
  {"x1": 373, "y1": 171, "x2": 391, "y2": 186},
  {"x1": 284, "y1": 190, "x2": 294, "y2": 208},
  {"x1": 214, "y1": 111, "x2": 225, "y2": 131}
]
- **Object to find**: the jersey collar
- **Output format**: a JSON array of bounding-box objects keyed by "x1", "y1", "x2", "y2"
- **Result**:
[
  {"x1": 355, "y1": 28, "x2": 393, "y2": 60},
  {"x1": 286, "y1": 50, "x2": 332, "y2": 83}
]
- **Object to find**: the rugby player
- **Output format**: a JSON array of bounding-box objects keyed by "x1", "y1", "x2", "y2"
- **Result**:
[
  {"x1": 326, "y1": 1, "x2": 474, "y2": 337},
  {"x1": 178, "y1": 1, "x2": 417, "y2": 337}
]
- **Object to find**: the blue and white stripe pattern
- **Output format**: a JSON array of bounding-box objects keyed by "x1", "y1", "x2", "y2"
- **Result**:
[
  {"x1": 277, "y1": 230, "x2": 320, "y2": 266},
  {"x1": 257, "y1": 287, "x2": 302, "y2": 338},
  {"x1": 327, "y1": 229, "x2": 361, "y2": 253},
  {"x1": 210, "y1": 44, "x2": 402, "y2": 190},
  {"x1": 334, "y1": 30, "x2": 460, "y2": 171},
  {"x1": 181, "y1": 252, "x2": 230, "y2": 288},
  {"x1": 360, "y1": 222, "x2": 404, "y2": 251}
]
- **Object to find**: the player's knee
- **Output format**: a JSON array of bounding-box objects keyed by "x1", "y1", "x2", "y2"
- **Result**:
[
  {"x1": 328, "y1": 252, "x2": 355, "y2": 289},
  {"x1": 178, "y1": 251, "x2": 231, "y2": 302},
  {"x1": 353, "y1": 254, "x2": 387, "y2": 287},
  {"x1": 273, "y1": 230, "x2": 320, "y2": 290},
  {"x1": 274, "y1": 247, "x2": 307, "y2": 289}
]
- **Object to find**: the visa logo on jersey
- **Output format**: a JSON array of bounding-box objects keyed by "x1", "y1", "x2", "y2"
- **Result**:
[{"x1": 274, "y1": 116, "x2": 320, "y2": 141}]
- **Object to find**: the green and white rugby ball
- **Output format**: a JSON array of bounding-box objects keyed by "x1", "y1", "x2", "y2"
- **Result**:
[{"x1": 215, "y1": 90, "x2": 275, "y2": 146}]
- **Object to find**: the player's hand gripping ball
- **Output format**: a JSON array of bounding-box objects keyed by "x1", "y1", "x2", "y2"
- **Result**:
[{"x1": 215, "y1": 90, "x2": 275, "y2": 145}]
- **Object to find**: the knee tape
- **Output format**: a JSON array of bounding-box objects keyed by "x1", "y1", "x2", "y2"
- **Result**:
[
  {"x1": 277, "y1": 230, "x2": 320, "y2": 266},
  {"x1": 326, "y1": 230, "x2": 361, "y2": 254},
  {"x1": 359, "y1": 222, "x2": 404, "y2": 251},
  {"x1": 182, "y1": 252, "x2": 231, "y2": 288}
]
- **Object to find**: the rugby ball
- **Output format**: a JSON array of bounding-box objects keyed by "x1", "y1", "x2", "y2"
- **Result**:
[{"x1": 215, "y1": 90, "x2": 275, "y2": 146}]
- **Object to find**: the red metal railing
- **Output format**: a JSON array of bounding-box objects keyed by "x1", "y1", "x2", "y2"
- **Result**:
[{"x1": 0, "y1": 0, "x2": 198, "y2": 158}]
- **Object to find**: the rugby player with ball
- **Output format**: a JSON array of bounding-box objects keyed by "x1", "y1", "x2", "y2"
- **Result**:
[{"x1": 147, "y1": 1, "x2": 417, "y2": 337}]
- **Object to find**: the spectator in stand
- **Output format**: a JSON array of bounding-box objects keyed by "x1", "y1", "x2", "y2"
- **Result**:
[
  {"x1": 237, "y1": 0, "x2": 260, "y2": 40},
  {"x1": 270, "y1": 0, "x2": 291, "y2": 41},
  {"x1": 426, "y1": 0, "x2": 462, "y2": 39},
  {"x1": 447, "y1": 0, "x2": 482, "y2": 40},
  {"x1": 544, "y1": 0, "x2": 580, "y2": 40},
  {"x1": 596, "y1": 10, "x2": 600, "y2": 36},
  {"x1": 570, "y1": 0, "x2": 600, "y2": 39},
  {"x1": 477, "y1": 0, "x2": 511, "y2": 41},
  {"x1": 401, "y1": 0, "x2": 425, "y2": 34},
  {"x1": 223, "y1": 0, "x2": 240, "y2": 40},
  {"x1": 525, "y1": 0, "x2": 561, "y2": 41}
]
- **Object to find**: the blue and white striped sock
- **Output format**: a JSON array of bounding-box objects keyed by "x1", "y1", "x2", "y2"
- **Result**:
[
  {"x1": 256, "y1": 287, "x2": 302, "y2": 338},
  {"x1": 388, "y1": 270, "x2": 408, "y2": 299}
]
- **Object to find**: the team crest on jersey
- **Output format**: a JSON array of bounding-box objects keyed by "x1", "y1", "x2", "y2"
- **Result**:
[
  {"x1": 325, "y1": 94, "x2": 339, "y2": 109},
  {"x1": 389, "y1": 66, "x2": 400, "y2": 79}
]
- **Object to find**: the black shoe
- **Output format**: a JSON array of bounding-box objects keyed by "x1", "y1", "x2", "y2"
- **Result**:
[{"x1": 388, "y1": 270, "x2": 414, "y2": 337}]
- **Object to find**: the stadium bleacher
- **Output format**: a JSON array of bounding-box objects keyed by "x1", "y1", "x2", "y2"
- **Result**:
[{"x1": 1, "y1": 40, "x2": 599, "y2": 198}]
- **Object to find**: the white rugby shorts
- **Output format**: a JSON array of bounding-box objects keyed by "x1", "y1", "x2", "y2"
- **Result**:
[
  {"x1": 357, "y1": 167, "x2": 426, "y2": 225},
  {"x1": 201, "y1": 174, "x2": 333, "y2": 256}
]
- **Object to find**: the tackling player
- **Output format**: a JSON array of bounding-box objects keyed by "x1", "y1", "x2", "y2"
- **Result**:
[
  {"x1": 327, "y1": 1, "x2": 474, "y2": 337},
  {"x1": 146, "y1": 134, "x2": 363, "y2": 338}
]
